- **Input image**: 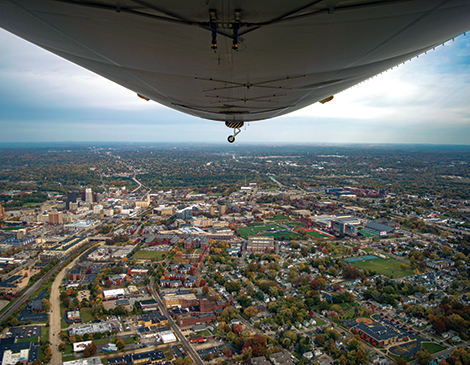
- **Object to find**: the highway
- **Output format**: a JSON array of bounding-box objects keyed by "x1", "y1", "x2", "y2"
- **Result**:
[{"x1": 149, "y1": 278, "x2": 203, "y2": 365}]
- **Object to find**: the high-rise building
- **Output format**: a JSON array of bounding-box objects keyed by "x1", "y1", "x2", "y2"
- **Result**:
[
  {"x1": 219, "y1": 205, "x2": 226, "y2": 215},
  {"x1": 66, "y1": 191, "x2": 77, "y2": 209},
  {"x1": 49, "y1": 210, "x2": 63, "y2": 225},
  {"x1": 177, "y1": 207, "x2": 193, "y2": 220},
  {"x1": 85, "y1": 188, "x2": 93, "y2": 203}
]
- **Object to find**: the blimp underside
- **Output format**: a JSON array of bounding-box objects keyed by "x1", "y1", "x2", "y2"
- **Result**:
[{"x1": 1, "y1": 0, "x2": 470, "y2": 125}]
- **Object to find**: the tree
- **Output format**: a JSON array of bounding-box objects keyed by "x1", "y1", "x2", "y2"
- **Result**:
[
  {"x1": 115, "y1": 337, "x2": 125, "y2": 350},
  {"x1": 315, "y1": 334, "x2": 325, "y2": 346},
  {"x1": 202, "y1": 285, "x2": 210, "y2": 295},
  {"x1": 244, "y1": 306, "x2": 258, "y2": 319},
  {"x1": 83, "y1": 342, "x2": 97, "y2": 357},
  {"x1": 237, "y1": 295, "x2": 251, "y2": 308},
  {"x1": 416, "y1": 350, "x2": 432, "y2": 365},
  {"x1": 432, "y1": 319, "x2": 446, "y2": 335},
  {"x1": 104, "y1": 279, "x2": 113, "y2": 288},
  {"x1": 223, "y1": 348, "x2": 233, "y2": 358},
  {"x1": 183, "y1": 356, "x2": 193, "y2": 365},
  {"x1": 8, "y1": 317, "x2": 18, "y2": 327},
  {"x1": 174, "y1": 358, "x2": 184, "y2": 365},
  {"x1": 58, "y1": 343, "x2": 66, "y2": 351},
  {"x1": 233, "y1": 324, "x2": 243, "y2": 335}
]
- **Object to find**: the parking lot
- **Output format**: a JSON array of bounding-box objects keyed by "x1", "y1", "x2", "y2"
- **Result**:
[
  {"x1": 170, "y1": 345, "x2": 187, "y2": 359},
  {"x1": 7, "y1": 325, "x2": 41, "y2": 340}
]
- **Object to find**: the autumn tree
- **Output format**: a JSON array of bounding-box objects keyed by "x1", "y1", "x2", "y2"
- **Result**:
[
  {"x1": 83, "y1": 342, "x2": 97, "y2": 357},
  {"x1": 416, "y1": 350, "x2": 432, "y2": 365},
  {"x1": 223, "y1": 347, "x2": 233, "y2": 358},
  {"x1": 115, "y1": 337, "x2": 125, "y2": 350},
  {"x1": 244, "y1": 306, "x2": 258, "y2": 319}
]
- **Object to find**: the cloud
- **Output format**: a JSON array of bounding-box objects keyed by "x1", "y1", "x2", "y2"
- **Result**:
[{"x1": 0, "y1": 30, "x2": 165, "y2": 111}]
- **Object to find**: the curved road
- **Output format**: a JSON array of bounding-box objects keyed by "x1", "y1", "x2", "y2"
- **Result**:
[{"x1": 49, "y1": 254, "x2": 84, "y2": 365}]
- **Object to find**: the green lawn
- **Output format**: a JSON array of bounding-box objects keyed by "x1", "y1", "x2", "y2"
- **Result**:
[
  {"x1": 62, "y1": 355, "x2": 77, "y2": 362},
  {"x1": 305, "y1": 230, "x2": 332, "y2": 239},
  {"x1": 162, "y1": 347, "x2": 174, "y2": 360},
  {"x1": 81, "y1": 307, "x2": 94, "y2": 323},
  {"x1": 63, "y1": 343, "x2": 74, "y2": 355},
  {"x1": 94, "y1": 338, "x2": 112, "y2": 345},
  {"x1": 421, "y1": 342, "x2": 446, "y2": 354},
  {"x1": 358, "y1": 229, "x2": 377, "y2": 237},
  {"x1": 264, "y1": 231, "x2": 302, "y2": 239},
  {"x1": 122, "y1": 336, "x2": 137, "y2": 345},
  {"x1": 198, "y1": 330, "x2": 211, "y2": 337},
  {"x1": 350, "y1": 257, "x2": 414, "y2": 278},
  {"x1": 251, "y1": 224, "x2": 285, "y2": 232},
  {"x1": 237, "y1": 224, "x2": 287, "y2": 238},
  {"x1": 41, "y1": 326, "x2": 49, "y2": 342},
  {"x1": 17, "y1": 336, "x2": 38, "y2": 343},
  {"x1": 133, "y1": 250, "x2": 168, "y2": 260}
]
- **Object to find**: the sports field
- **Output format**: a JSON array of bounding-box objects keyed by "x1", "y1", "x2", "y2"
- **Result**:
[
  {"x1": 133, "y1": 250, "x2": 168, "y2": 260},
  {"x1": 358, "y1": 229, "x2": 377, "y2": 237},
  {"x1": 295, "y1": 228, "x2": 334, "y2": 239},
  {"x1": 237, "y1": 224, "x2": 286, "y2": 238},
  {"x1": 350, "y1": 257, "x2": 414, "y2": 278},
  {"x1": 264, "y1": 231, "x2": 302, "y2": 239}
]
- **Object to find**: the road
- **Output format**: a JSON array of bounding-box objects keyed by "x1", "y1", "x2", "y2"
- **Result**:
[
  {"x1": 149, "y1": 278, "x2": 204, "y2": 365},
  {"x1": 0, "y1": 259, "x2": 64, "y2": 323},
  {"x1": 49, "y1": 245, "x2": 98, "y2": 365}
]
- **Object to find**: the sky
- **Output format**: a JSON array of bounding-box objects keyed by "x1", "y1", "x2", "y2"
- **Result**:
[{"x1": 0, "y1": 27, "x2": 470, "y2": 145}]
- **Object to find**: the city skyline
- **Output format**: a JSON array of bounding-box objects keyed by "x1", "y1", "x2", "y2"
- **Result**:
[{"x1": 0, "y1": 28, "x2": 469, "y2": 144}]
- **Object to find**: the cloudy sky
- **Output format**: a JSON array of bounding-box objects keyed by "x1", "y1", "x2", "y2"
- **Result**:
[{"x1": 0, "y1": 27, "x2": 469, "y2": 145}]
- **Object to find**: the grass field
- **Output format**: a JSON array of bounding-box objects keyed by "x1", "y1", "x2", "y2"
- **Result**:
[
  {"x1": 133, "y1": 250, "x2": 168, "y2": 260},
  {"x1": 251, "y1": 224, "x2": 285, "y2": 232},
  {"x1": 350, "y1": 257, "x2": 414, "y2": 278},
  {"x1": 81, "y1": 307, "x2": 94, "y2": 323},
  {"x1": 162, "y1": 347, "x2": 173, "y2": 360},
  {"x1": 41, "y1": 325, "x2": 49, "y2": 342},
  {"x1": 237, "y1": 224, "x2": 288, "y2": 239},
  {"x1": 358, "y1": 229, "x2": 377, "y2": 238},
  {"x1": 62, "y1": 355, "x2": 76, "y2": 362},
  {"x1": 421, "y1": 342, "x2": 446, "y2": 354},
  {"x1": 63, "y1": 343, "x2": 74, "y2": 355},
  {"x1": 17, "y1": 336, "x2": 38, "y2": 343},
  {"x1": 264, "y1": 231, "x2": 302, "y2": 239},
  {"x1": 94, "y1": 338, "x2": 111, "y2": 345},
  {"x1": 307, "y1": 231, "x2": 332, "y2": 239}
]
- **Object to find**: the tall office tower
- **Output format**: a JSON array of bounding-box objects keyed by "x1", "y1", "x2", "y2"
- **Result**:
[
  {"x1": 66, "y1": 191, "x2": 77, "y2": 209},
  {"x1": 85, "y1": 188, "x2": 93, "y2": 203}
]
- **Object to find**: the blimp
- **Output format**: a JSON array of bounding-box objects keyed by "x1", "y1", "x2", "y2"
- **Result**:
[{"x1": 1, "y1": 0, "x2": 469, "y2": 142}]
